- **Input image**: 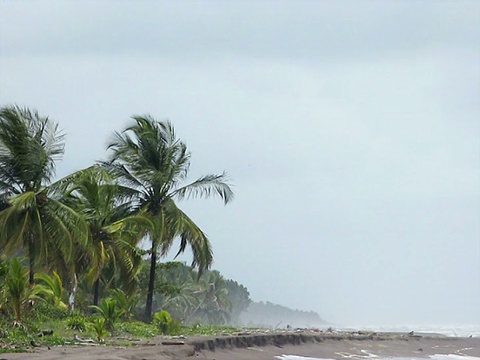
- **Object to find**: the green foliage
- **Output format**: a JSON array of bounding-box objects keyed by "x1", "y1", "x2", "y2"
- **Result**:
[
  {"x1": 197, "y1": 271, "x2": 232, "y2": 325},
  {"x1": 31, "y1": 302, "x2": 69, "y2": 322},
  {"x1": 66, "y1": 314, "x2": 87, "y2": 331},
  {"x1": 0, "y1": 106, "x2": 64, "y2": 191},
  {"x1": 0, "y1": 322, "x2": 30, "y2": 352},
  {"x1": 91, "y1": 317, "x2": 107, "y2": 342},
  {"x1": 158, "y1": 282, "x2": 182, "y2": 296},
  {"x1": 0, "y1": 256, "x2": 9, "y2": 314},
  {"x1": 0, "y1": 106, "x2": 88, "y2": 287},
  {"x1": 3, "y1": 258, "x2": 32, "y2": 321},
  {"x1": 153, "y1": 310, "x2": 179, "y2": 335},
  {"x1": 117, "y1": 321, "x2": 157, "y2": 338},
  {"x1": 60, "y1": 166, "x2": 146, "y2": 306},
  {"x1": 225, "y1": 279, "x2": 251, "y2": 325},
  {"x1": 34, "y1": 271, "x2": 68, "y2": 310},
  {"x1": 108, "y1": 288, "x2": 138, "y2": 321},
  {"x1": 90, "y1": 298, "x2": 125, "y2": 331},
  {"x1": 0, "y1": 256, "x2": 7, "y2": 282},
  {"x1": 181, "y1": 324, "x2": 241, "y2": 336},
  {"x1": 0, "y1": 318, "x2": 70, "y2": 353},
  {"x1": 137, "y1": 261, "x2": 251, "y2": 327}
]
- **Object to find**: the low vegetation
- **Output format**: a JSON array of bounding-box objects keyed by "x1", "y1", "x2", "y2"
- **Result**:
[{"x1": 0, "y1": 256, "x2": 250, "y2": 352}]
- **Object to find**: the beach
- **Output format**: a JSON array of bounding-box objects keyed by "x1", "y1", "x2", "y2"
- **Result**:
[{"x1": 1, "y1": 331, "x2": 479, "y2": 360}]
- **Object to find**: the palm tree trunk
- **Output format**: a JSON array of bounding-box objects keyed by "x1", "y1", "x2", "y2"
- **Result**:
[
  {"x1": 145, "y1": 239, "x2": 157, "y2": 321},
  {"x1": 69, "y1": 273, "x2": 78, "y2": 312},
  {"x1": 28, "y1": 241, "x2": 35, "y2": 285},
  {"x1": 93, "y1": 277, "x2": 100, "y2": 306}
]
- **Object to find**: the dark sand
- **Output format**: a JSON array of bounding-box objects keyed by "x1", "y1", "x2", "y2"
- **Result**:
[
  {"x1": 203, "y1": 337, "x2": 480, "y2": 360},
  {"x1": 1, "y1": 332, "x2": 479, "y2": 359}
]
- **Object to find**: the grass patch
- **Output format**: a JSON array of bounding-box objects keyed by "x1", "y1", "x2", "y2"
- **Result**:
[
  {"x1": 180, "y1": 324, "x2": 242, "y2": 336},
  {"x1": 0, "y1": 312, "x2": 250, "y2": 353}
]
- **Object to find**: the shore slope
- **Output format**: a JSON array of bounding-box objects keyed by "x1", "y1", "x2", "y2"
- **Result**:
[{"x1": 2, "y1": 331, "x2": 479, "y2": 359}]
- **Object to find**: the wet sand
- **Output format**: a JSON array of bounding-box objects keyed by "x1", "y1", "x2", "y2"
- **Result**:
[
  {"x1": 202, "y1": 336, "x2": 480, "y2": 360},
  {"x1": 1, "y1": 332, "x2": 479, "y2": 359}
]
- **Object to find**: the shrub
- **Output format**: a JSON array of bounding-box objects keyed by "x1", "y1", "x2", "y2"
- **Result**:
[
  {"x1": 153, "y1": 310, "x2": 179, "y2": 335},
  {"x1": 91, "y1": 318, "x2": 107, "y2": 343},
  {"x1": 108, "y1": 289, "x2": 138, "y2": 321},
  {"x1": 90, "y1": 299, "x2": 125, "y2": 331},
  {"x1": 32, "y1": 302, "x2": 69, "y2": 321},
  {"x1": 66, "y1": 315, "x2": 87, "y2": 331}
]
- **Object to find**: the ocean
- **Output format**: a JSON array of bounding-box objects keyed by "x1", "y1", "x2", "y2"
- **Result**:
[
  {"x1": 273, "y1": 325, "x2": 480, "y2": 360},
  {"x1": 275, "y1": 357, "x2": 480, "y2": 360},
  {"x1": 334, "y1": 325, "x2": 480, "y2": 338}
]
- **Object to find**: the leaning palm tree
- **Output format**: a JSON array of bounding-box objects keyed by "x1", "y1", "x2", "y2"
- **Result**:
[
  {"x1": 0, "y1": 106, "x2": 87, "y2": 285},
  {"x1": 59, "y1": 165, "x2": 146, "y2": 305},
  {"x1": 105, "y1": 115, "x2": 233, "y2": 320}
]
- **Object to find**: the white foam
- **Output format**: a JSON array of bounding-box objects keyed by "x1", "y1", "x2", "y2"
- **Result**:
[
  {"x1": 430, "y1": 356, "x2": 480, "y2": 360},
  {"x1": 337, "y1": 325, "x2": 480, "y2": 338},
  {"x1": 274, "y1": 356, "x2": 480, "y2": 360},
  {"x1": 275, "y1": 356, "x2": 325, "y2": 360}
]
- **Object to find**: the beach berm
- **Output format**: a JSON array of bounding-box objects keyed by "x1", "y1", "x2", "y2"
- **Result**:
[{"x1": 1, "y1": 330, "x2": 479, "y2": 360}]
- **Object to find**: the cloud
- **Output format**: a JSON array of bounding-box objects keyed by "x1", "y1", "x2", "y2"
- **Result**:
[
  {"x1": 2, "y1": 1, "x2": 478, "y2": 61},
  {"x1": 0, "y1": 0, "x2": 479, "y2": 325}
]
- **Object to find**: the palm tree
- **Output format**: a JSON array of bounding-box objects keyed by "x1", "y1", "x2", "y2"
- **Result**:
[
  {"x1": 60, "y1": 166, "x2": 146, "y2": 305},
  {"x1": 105, "y1": 115, "x2": 233, "y2": 320},
  {"x1": 189, "y1": 271, "x2": 231, "y2": 325},
  {"x1": 0, "y1": 106, "x2": 87, "y2": 285},
  {"x1": 3, "y1": 257, "x2": 40, "y2": 321},
  {"x1": 90, "y1": 298, "x2": 125, "y2": 331},
  {"x1": 151, "y1": 262, "x2": 197, "y2": 321}
]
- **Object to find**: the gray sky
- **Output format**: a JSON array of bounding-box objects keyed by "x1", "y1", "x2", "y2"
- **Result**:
[{"x1": 1, "y1": 0, "x2": 479, "y2": 326}]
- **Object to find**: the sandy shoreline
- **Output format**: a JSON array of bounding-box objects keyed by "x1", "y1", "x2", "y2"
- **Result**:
[{"x1": 1, "y1": 331, "x2": 479, "y2": 360}]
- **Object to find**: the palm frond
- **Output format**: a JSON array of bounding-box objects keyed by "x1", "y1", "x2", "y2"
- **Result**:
[
  {"x1": 0, "y1": 106, "x2": 64, "y2": 193},
  {"x1": 172, "y1": 172, "x2": 234, "y2": 204},
  {"x1": 171, "y1": 207, "x2": 213, "y2": 274}
]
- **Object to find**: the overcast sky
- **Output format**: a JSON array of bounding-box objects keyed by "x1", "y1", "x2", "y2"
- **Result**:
[{"x1": 1, "y1": 1, "x2": 479, "y2": 326}]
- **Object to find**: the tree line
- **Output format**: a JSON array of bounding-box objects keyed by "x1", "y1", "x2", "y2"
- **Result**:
[
  {"x1": 139, "y1": 261, "x2": 251, "y2": 325},
  {"x1": 0, "y1": 105, "x2": 235, "y2": 323}
]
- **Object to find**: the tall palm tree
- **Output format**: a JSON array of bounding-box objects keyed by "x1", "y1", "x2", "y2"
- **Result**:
[
  {"x1": 60, "y1": 166, "x2": 146, "y2": 305},
  {"x1": 105, "y1": 115, "x2": 233, "y2": 320},
  {"x1": 0, "y1": 106, "x2": 87, "y2": 284}
]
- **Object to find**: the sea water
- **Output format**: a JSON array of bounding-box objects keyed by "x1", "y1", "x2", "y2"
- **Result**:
[
  {"x1": 274, "y1": 325, "x2": 480, "y2": 360},
  {"x1": 275, "y1": 357, "x2": 480, "y2": 360},
  {"x1": 335, "y1": 325, "x2": 480, "y2": 338}
]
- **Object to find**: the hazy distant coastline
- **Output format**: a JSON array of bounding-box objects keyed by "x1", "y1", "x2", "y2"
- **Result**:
[{"x1": 239, "y1": 301, "x2": 328, "y2": 329}]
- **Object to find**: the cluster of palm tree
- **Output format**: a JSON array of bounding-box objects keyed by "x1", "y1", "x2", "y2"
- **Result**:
[
  {"x1": 144, "y1": 262, "x2": 250, "y2": 325},
  {"x1": 0, "y1": 105, "x2": 233, "y2": 322}
]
